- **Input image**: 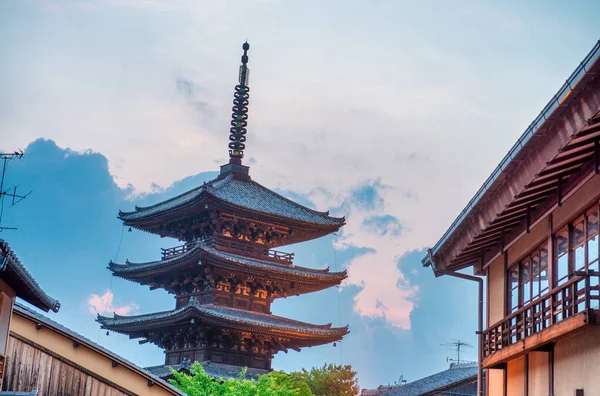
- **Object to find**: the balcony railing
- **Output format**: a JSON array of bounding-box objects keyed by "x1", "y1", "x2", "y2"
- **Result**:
[
  {"x1": 483, "y1": 271, "x2": 600, "y2": 361},
  {"x1": 160, "y1": 238, "x2": 294, "y2": 264},
  {"x1": 161, "y1": 243, "x2": 196, "y2": 260}
]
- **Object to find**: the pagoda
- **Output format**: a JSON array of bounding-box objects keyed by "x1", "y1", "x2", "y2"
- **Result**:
[{"x1": 97, "y1": 42, "x2": 349, "y2": 376}]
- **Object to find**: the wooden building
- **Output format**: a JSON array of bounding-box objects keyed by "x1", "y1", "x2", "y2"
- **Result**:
[
  {"x1": 422, "y1": 41, "x2": 600, "y2": 395},
  {"x1": 98, "y1": 42, "x2": 349, "y2": 378},
  {"x1": 0, "y1": 239, "x2": 60, "y2": 385},
  {"x1": 3, "y1": 303, "x2": 185, "y2": 395}
]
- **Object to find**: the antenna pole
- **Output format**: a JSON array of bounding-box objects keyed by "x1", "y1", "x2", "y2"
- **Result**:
[{"x1": 0, "y1": 150, "x2": 31, "y2": 232}]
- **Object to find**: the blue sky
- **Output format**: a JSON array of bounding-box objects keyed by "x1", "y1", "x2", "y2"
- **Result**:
[{"x1": 1, "y1": 0, "x2": 600, "y2": 389}]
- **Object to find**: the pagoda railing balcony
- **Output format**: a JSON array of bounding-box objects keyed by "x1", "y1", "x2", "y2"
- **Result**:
[
  {"x1": 482, "y1": 271, "x2": 600, "y2": 368},
  {"x1": 161, "y1": 243, "x2": 196, "y2": 260},
  {"x1": 161, "y1": 238, "x2": 294, "y2": 264}
]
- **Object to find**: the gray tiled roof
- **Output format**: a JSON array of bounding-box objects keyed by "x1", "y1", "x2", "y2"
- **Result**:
[
  {"x1": 119, "y1": 174, "x2": 344, "y2": 226},
  {"x1": 109, "y1": 241, "x2": 347, "y2": 282},
  {"x1": 12, "y1": 303, "x2": 185, "y2": 396},
  {"x1": 377, "y1": 363, "x2": 477, "y2": 396},
  {"x1": 0, "y1": 239, "x2": 60, "y2": 313},
  {"x1": 98, "y1": 298, "x2": 349, "y2": 338},
  {"x1": 146, "y1": 361, "x2": 268, "y2": 381}
]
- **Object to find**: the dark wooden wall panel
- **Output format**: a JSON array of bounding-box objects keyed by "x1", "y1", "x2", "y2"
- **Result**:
[{"x1": 1, "y1": 336, "x2": 130, "y2": 396}]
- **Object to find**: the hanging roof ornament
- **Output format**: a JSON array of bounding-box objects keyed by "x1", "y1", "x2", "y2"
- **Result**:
[{"x1": 228, "y1": 42, "x2": 250, "y2": 166}]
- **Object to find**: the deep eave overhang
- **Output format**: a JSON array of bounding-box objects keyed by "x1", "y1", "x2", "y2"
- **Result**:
[
  {"x1": 118, "y1": 174, "x2": 345, "y2": 232},
  {"x1": 109, "y1": 242, "x2": 347, "y2": 286},
  {"x1": 97, "y1": 301, "x2": 349, "y2": 342},
  {"x1": 423, "y1": 40, "x2": 600, "y2": 274},
  {"x1": 0, "y1": 239, "x2": 60, "y2": 313}
]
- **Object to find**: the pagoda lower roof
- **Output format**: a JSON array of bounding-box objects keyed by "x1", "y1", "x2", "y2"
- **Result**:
[
  {"x1": 108, "y1": 241, "x2": 346, "y2": 284},
  {"x1": 97, "y1": 299, "x2": 348, "y2": 341},
  {"x1": 118, "y1": 173, "x2": 344, "y2": 227}
]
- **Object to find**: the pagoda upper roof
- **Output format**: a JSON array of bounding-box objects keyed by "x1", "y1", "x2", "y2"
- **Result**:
[
  {"x1": 97, "y1": 298, "x2": 348, "y2": 341},
  {"x1": 118, "y1": 173, "x2": 344, "y2": 227},
  {"x1": 108, "y1": 241, "x2": 346, "y2": 286}
]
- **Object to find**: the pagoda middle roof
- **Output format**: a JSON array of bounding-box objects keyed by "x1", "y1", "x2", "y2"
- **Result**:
[
  {"x1": 98, "y1": 299, "x2": 349, "y2": 339},
  {"x1": 118, "y1": 173, "x2": 344, "y2": 227},
  {"x1": 108, "y1": 241, "x2": 347, "y2": 283}
]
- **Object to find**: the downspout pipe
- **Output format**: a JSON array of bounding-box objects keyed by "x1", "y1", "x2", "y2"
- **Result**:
[{"x1": 426, "y1": 249, "x2": 484, "y2": 396}]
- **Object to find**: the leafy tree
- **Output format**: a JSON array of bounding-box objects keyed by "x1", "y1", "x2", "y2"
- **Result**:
[
  {"x1": 169, "y1": 362, "x2": 313, "y2": 396},
  {"x1": 298, "y1": 363, "x2": 359, "y2": 396}
]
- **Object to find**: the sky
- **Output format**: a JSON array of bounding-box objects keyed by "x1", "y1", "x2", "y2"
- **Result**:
[{"x1": 1, "y1": 0, "x2": 600, "y2": 390}]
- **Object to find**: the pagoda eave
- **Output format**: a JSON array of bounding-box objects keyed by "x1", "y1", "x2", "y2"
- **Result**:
[
  {"x1": 97, "y1": 302, "x2": 348, "y2": 344},
  {"x1": 108, "y1": 243, "x2": 347, "y2": 297}
]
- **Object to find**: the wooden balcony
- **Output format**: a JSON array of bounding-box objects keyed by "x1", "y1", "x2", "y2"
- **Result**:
[
  {"x1": 161, "y1": 238, "x2": 294, "y2": 264},
  {"x1": 482, "y1": 271, "x2": 600, "y2": 368}
]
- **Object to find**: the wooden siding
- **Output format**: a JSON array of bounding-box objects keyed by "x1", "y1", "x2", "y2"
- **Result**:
[{"x1": 2, "y1": 335, "x2": 130, "y2": 396}]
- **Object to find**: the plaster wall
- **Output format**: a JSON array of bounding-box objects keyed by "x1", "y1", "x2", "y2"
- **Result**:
[
  {"x1": 554, "y1": 326, "x2": 600, "y2": 395},
  {"x1": 486, "y1": 368, "x2": 504, "y2": 396},
  {"x1": 552, "y1": 173, "x2": 600, "y2": 232},
  {"x1": 507, "y1": 217, "x2": 549, "y2": 266},
  {"x1": 527, "y1": 352, "x2": 548, "y2": 396},
  {"x1": 506, "y1": 355, "x2": 525, "y2": 396},
  {"x1": 488, "y1": 255, "x2": 504, "y2": 325}
]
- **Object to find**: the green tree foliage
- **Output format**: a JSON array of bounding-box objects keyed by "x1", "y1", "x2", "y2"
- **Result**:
[
  {"x1": 298, "y1": 363, "x2": 360, "y2": 396},
  {"x1": 169, "y1": 363, "x2": 312, "y2": 396},
  {"x1": 169, "y1": 362, "x2": 359, "y2": 396}
]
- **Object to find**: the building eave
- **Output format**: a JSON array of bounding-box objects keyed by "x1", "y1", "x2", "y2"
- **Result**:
[
  {"x1": 424, "y1": 40, "x2": 600, "y2": 273},
  {"x1": 0, "y1": 239, "x2": 60, "y2": 313}
]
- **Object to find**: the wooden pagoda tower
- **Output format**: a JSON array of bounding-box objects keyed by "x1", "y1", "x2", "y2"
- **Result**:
[{"x1": 97, "y1": 42, "x2": 349, "y2": 376}]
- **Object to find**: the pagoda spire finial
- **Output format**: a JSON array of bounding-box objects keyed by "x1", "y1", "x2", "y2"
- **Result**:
[{"x1": 228, "y1": 41, "x2": 250, "y2": 166}]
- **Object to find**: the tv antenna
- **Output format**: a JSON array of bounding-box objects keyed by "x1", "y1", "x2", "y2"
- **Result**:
[
  {"x1": 441, "y1": 339, "x2": 472, "y2": 364},
  {"x1": 0, "y1": 150, "x2": 32, "y2": 232}
]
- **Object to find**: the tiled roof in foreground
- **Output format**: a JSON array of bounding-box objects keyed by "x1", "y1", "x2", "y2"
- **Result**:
[
  {"x1": 109, "y1": 241, "x2": 346, "y2": 282},
  {"x1": 98, "y1": 298, "x2": 349, "y2": 339},
  {"x1": 119, "y1": 174, "x2": 344, "y2": 226},
  {"x1": 377, "y1": 363, "x2": 477, "y2": 396},
  {"x1": 0, "y1": 239, "x2": 60, "y2": 313}
]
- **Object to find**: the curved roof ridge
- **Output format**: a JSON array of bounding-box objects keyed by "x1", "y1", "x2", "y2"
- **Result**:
[
  {"x1": 119, "y1": 184, "x2": 207, "y2": 217},
  {"x1": 247, "y1": 179, "x2": 345, "y2": 222},
  {"x1": 99, "y1": 301, "x2": 349, "y2": 336}
]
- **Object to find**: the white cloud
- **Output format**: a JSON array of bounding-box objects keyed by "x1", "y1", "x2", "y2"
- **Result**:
[
  {"x1": 2, "y1": 0, "x2": 589, "y2": 330},
  {"x1": 88, "y1": 290, "x2": 139, "y2": 316}
]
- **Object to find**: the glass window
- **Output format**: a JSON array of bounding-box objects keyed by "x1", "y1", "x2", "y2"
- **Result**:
[
  {"x1": 509, "y1": 265, "x2": 519, "y2": 313},
  {"x1": 555, "y1": 228, "x2": 569, "y2": 285},
  {"x1": 507, "y1": 243, "x2": 549, "y2": 313},
  {"x1": 573, "y1": 219, "x2": 585, "y2": 272}
]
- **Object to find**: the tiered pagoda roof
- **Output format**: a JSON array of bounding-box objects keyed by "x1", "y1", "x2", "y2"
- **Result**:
[
  {"x1": 119, "y1": 173, "x2": 345, "y2": 246},
  {"x1": 108, "y1": 239, "x2": 347, "y2": 296},
  {"x1": 98, "y1": 298, "x2": 348, "y2": 346},
  {"x1": 98, "y1": 42, "x2": 348, "y2": 376}
]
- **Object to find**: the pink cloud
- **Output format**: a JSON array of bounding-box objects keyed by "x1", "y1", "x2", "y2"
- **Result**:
[{"x1": 87, "y1": 290, "x2": 139, "y2": 316}]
